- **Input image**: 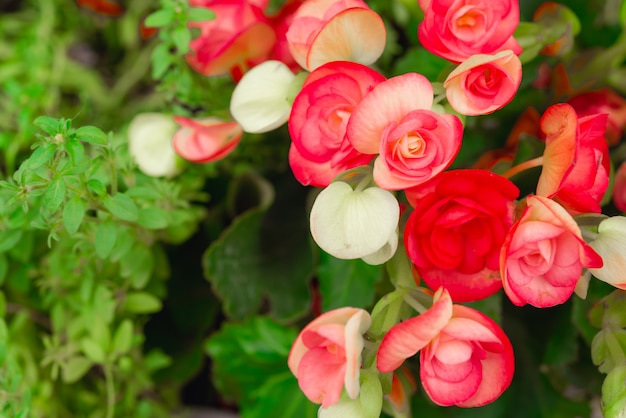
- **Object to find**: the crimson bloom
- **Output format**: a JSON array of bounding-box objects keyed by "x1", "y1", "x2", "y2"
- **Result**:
[
  {"x1": 377, "y1": 288, "x2": 514, "y2": 407},
  {"x1": 347, "y1": 73, "x2": 463, "y2": 190},
  {"x1": 537, "y1": 103, "x2": 610, "y2": 214},
  {"x1": 417, "y1": 0, "x2": 521, "y2": 63},
  {"x1": 567, "y1": 88, "x2": 626, "y2": 147},
  {"x1": 500, "y1": 195, "x2": 603, "y2": 308},
  {"x1": 288, "y1": 61, "x2": 385, "y2": 187},
  {"x1": 172, "y1": 116, "x2": 242, "y2": 163},
  {"x1": 404, "y1": 170, "x2": 519, "y2": 302}
]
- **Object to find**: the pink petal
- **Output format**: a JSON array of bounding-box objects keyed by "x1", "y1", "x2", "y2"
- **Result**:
[
  {"x1": 421, "y1": 350, "x2": 482, "y2": 406},
  {"x1": 298, "y1": 347, "x2": 347, "y2": 407}
]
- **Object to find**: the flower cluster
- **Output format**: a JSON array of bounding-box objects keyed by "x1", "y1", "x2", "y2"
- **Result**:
[{"x1": 129, "y1": 0, "x2": 626, "y2": 416}]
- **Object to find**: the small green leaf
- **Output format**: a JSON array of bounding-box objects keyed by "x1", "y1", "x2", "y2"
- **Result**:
[
  {"x1": 62, "y1": 357, "x2": 93, "y2": 383},
  {"x1": 94, "y1": 221, "x2": 117, "y2": 259},
  {"x1": 0, "y1": 254, "x2": 7, "y2": 286},
  {"x1": 112, "y1": 319, "x2": 133, "y2": 355},
  {"x1": 0, "y1": 230, "x2": 22, "y2": 253},
  {"x1": 75, "y1": 126, "x2": 108, "y2": 145},
  {"x1": 104, "y1": 193, "x2": 139, "y2": 222},
  {"x1": 145, "y1": 349, "x2": 172, "y2": 372},
  {"x1": 123, "y1": 292, "x2": 162, "y2": 314},
  {"x1": 144, "y1": 9, "x2": 175, "y2": 27},
  {"x1": 151, "y1": 43, "x2": 173, "y2": 79},
  {"x1": 87, "y1": 179, "x2": 107, "y2": 196},
  {"x1": 65, "y1": 139, "x2": 85, "y2": 164},
  {"x1": 120, "y1": 244, "x2": 154, "y2": 289},
  {"x1": 186, "y1": 7, "x2": 215, "y2": 22},
  {"x1": 138, "y1": 207, "x2": 170, "y2": 229},
  {"x1": 26, "y1": 143, "x2": 56, "y2": 170},
  {"x1": 603, "y1": 365, "x2": 626, "y2": 417},
  {"x1": 63, "y1": 197, "x2": 85, "y2": 234},
  {"x1": 43, "y1": 179, "x2": 66, "y2": 213},
  {"x1": 81, "y1": 339, "x2": 106, "y2": 363},
  {"x1": 33, "y1": 116, "x2": 60, "y2": 135},
  {"x1": 172, "y1": 27, "x2": 191, "y2": 54}
]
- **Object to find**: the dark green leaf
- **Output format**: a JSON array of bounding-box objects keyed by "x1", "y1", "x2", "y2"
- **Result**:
[
  {"x1": 123, "y1": 292, "x2": 162, "y2": 314},
  {"x1": 33, "y1": 116, "x2": 59, "y2": 135},
  {"x1": 145, "y1": 9, "x2": 175, "y2": 28},
  {"x1": 43, "y1": 179, "x2": 66, "y2": 213},
  {"x1": 104, "y1": 193, "x2": 139, "y2": 222},
  {"x1": 137, "y1": 207, "x2": 170, "y2": 230},
  {"x1": 243, "y1": 372, "x2": 317, "y2": 418},
  {"x1": 317, "y1": 252, "x2": 382, "y2": 311},
  {"x1": 186, "y1": 7, "x2": 215, "y2": 22},
  {"x1": 75, "y1": 126, "x2": 108, "y2": 145},
  {"x1": 62, "y1": 197, "x2": 85, "y2": 234}
]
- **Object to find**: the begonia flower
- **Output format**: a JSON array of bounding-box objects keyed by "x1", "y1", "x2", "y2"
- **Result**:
[
  {"x1": 444, "y1": 50, "x2": 522, "y2": 116},
  {"x1": 285, "y1": 0, "x2": 386, "y2": 71},
  {"x1": 309, "y1": 181, "x2": 400, "y2": 265},
  {"x1": 230, "y1": 60, "x2": 297, "y2": 133},
  {"x1": 537, "y1": 103, "x2": 610, "y2": 214},
  {"x1": 288, "y1": 307, "x2": 371, "y2": 408},
  {"x1": 172, "y1": 116, "x2": 242, "y2": 163},
  {"x1": 568, "y1": 88, "x2": 626, "y2": 147},
  {"x1": 404, "y1": 170, "x2": 519, "y2": 302},
  {"x1": 500, "y1": 195, "x2": 603, "y2": 308},
  {"x1": 267, "y1": 0, "x2": 306, "y2": 72},
  {"x1": 588, "y1": 216, "x2": 626, "y2": 290},
  {"x1": 288, "y1": 61, "x2": 385, "y2": 187},
  {"x1": 614, "y1": 162, "x2": 626, "y2": 212},
  {"x1": 417, "y1": 0, "x2": 522, "y2": 63},
  {"x1": 377, "y1": 288, "x2": 514, "y2": 407},
  {"x1": 347, "y1": 73, "x2": 463, "y2": 190},
  {"x1": 127, "y1": 113, "x2": 182, "y2": 177},
  {"x1": 187, "y1": 0, "x2": 276, "y2": 80}
]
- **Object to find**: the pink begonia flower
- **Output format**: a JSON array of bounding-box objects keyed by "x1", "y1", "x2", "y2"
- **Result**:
[
  {"x1": 444, "y1": 50, "x2": 522, "y2": 116},
  {"x1": 288, "y1": 307, "x2": 371, "y2": 408},
  {"x1": 567, "y1": 88, "x2": 626, "y2": 147},
  {"x1": 186, "y1": 0, "x2": 276, "y2": 80},
  {"x1": 537, "y1": 103, "x2": 610, "y2": 215},
  {"x1": 285, "y1": 0, "x2": 386, "y2": 71},
  {"x1": 347, "y1": 73, "x2": 463, "y2": 190},
  {"x1": 172, "y1": 116, "x2": 242, "y2": 163},
  {"x1": 500, "y1": 195, "x2": 603, "y2": 308},
  {"x1": 310, "y1": 181, "x2": 400, "y2": 265},
  {"x1": 588, "y1": 216, "x2": 626, "y2": 290},
  {"x1": 377, "y1": 288, "x2": 514, "y2": 407},
  {"x1": 267, "y1": 0, "x2": 306, "y2": 72},
  {"x1": 230, "y1": 60, "x2": 297, "y2": 133},
  {"x1": 288, "y1": 61, "x2": 385, "y2": 187},
  {"x1": 128, "y1": 113, "x2": 182, "y2": 177},
  {"x1": 417, "y1": 0, "x2": 522, "y2": 63},
  {"x1": 614, "y1": 162, "x2": 626, "y2": 212},
  {"x1": 404, "y1": 170, "x2": 519, "y2": 302}
]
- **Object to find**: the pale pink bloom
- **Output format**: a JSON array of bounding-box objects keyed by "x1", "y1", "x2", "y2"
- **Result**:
[
  {"x1": 285, "y1": 0, "x2": 386, "y2": 71},
  {"x1": 172, "y1": 116, "x2": 242, "y2": 163},
  {"x1": 588, "y1": 216, "x2": 626, "y2": 289},
  {"x1": 288, "y1": 61, "x2": 384, "y2": 187},
  {"x1": 347, "y1": 73, "x2": 462, "y2": 190},
  {"x1": 444, "y1": 50, "x2": 522, "y2": 116},
  {"x1": 418, "y1": 0, "x2": 521, "y2": 63},
  {"x1": 500, "y1": 195, "x2": 603, "y2": 308},
  {"x1": 288, "y1": 307, "x2": 372, "y2": 408},
  {"x1": 537, "y1": 103, "x2": 610, "y2": 214},
  {"x1": 376, "y1": 288, "x2": 514, "y2": 407},
  {"x1": 187, "y1": 0, "x2": 276, "y2": 80}
]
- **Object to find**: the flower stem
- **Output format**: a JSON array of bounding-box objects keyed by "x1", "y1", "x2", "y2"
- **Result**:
[
  {"x1": 104, "y1": 364, "x2": 116, "y2": 418},
  {"x1": 403, "y1": 294, "x2": 427, "y2": 314},
  {"x1": 501, "y1": 156, "x2": 544, "y2": 179}
]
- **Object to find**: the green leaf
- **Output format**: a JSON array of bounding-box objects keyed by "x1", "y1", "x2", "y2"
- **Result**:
[
  {"x1": 0, "y1": 230, "x2": 22, "y2": 253},
  {"x1": 137, "y1": 207, "x2": 170, "y2": 230},
  {"x1": 64, "y1": 139, "x2": 85, "y2": 165},
  {"x1": 87, "y1": 178, "x2": 107, "y2": 196},
  {"x1": 75, "y1": 126, "x2": 108, "y2": 145},
  {"x1": 43, "y1": 179, "x2": 66, "y2": 213},
  {"x1": 187, "y1": 7, "x2": 216, "y2": 22},
  {"x1": 603, "y1": 365, "x2": 626, "y2": 417},
  {"x1": 104, "y1": 193, "x2": 139, "y2": 222},
  {"x1": 120, "y1": 244, "x2": 154, "y2": 289},
  {"x1": 123, "y1": 292, "x2": 162, "y2": 314},
  {"x1": 144, "y1": 9, "x2": 175, "y2": 27},
  {"x1": 62, "y1": 197, "x2": 85, "y2": 234},
  {"x1": 317, "y1": 252, "x2": 382, "y2": 311},
  {"x1": 0, "y1": 254, "x2": 7, "y2": 286},
  {"x1": 244, "y1": 371, "x2": 317, "y2": 418},
  {"x1": 81, "y1": 339, "x2": 106, "y2": 363},
  {"x1": 203, "y1": 205, "x2": 313, "y2": 321},
  {"x1": 26, "y1": 143, "x2": 56, "y2": 170},
  {"x1": 151, "y1": 43, "x2": 173, "y2": 79},
  {"x1": 94, "y1": 221, "x2": 117, "y2": 259},
  {"x1": 172, "y1": 27, "x2": 192, "y2": 54},
  {"x1": 33, "y1": 116, "x2": 60, "y2": 135},
  {"x1": 62, "y1": 357, "x2": 93, "y2": 383},
  {"x1": 205, "y1": 316, "x2": 307, "y2": 414},
  {"x1": 112, "y1": 319, "x2": 133, "y2": 355}
]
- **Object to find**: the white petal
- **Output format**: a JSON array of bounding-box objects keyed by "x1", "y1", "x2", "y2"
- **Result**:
[
  {"x1": 127, "y1": 113, "x2": 181, "y2": 177},
  {"x1": 360, "y1": 228, "x2": 398, "y2": 265},
  {"x1": 230, "y1": 60, "x2": 295, "y2": 133},
  {"x1": 589, "y1": 216, "x2": 626, "y2": 289},
  {"x1": 310, "y1": 182, "x2": 400, "y2": 260}
]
